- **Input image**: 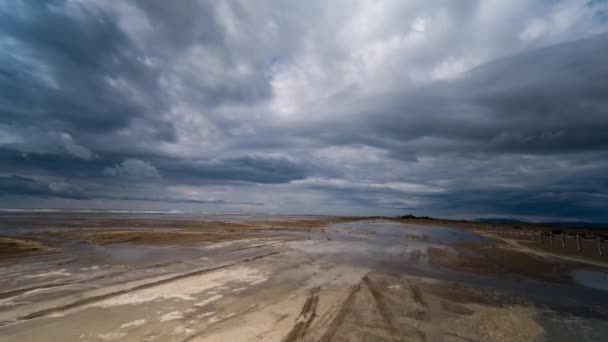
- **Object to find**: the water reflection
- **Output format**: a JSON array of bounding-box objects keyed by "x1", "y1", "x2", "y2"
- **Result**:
[{"x1": 572, "y1": 270, "x2": 608, "y2": 291}]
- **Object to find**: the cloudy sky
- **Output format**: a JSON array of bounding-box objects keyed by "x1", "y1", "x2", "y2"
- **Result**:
[{"x1": 1, "y1": 0, "x2": 607, "y2": 221}]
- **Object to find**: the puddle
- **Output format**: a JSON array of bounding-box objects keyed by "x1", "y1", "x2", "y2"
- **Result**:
[
  {"x1": 328, "y1": 221, "x2": 493, "y2": 244},
  {"x1": 288, "y1": 221, "x2": 493, "y2": 276},
  {"x1": 572, "y1": 270, "x2": 608, "y2": 291}
]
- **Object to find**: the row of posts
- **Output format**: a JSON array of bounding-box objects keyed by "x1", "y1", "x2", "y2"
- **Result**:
[{"x1": 492, "y1": 227, "x2": 605, "y2": 257}]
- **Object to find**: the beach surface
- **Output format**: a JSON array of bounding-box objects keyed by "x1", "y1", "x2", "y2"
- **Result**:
[{"x1": 0, "y1": 212, "x2": 607, "y2": 341}]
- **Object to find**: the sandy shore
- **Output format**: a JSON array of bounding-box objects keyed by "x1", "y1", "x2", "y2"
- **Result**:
[{"x1": 0, "y1": 214, "x2": 607, "y2": 341}]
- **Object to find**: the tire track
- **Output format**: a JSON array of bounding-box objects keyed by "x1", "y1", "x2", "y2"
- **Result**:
[
  {"x1": 410, "y1": 284, "x2": 427, "y2": 308},
  {"x1": 10, "y1": 251, "x2": 281, "y2": 323},
  {"x1": 282, "y1": 287, "x2": 320, "y2": 342},
  {"x1": 319, "y1": 282, "x2": 361, "y2": 342},
  {"x1": 362, "y1": 275, "x2": 398, "y2": 341}
]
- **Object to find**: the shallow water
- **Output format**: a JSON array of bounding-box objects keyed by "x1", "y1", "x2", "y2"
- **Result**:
[
  {"x1": 288, "y1": 221, "x2": 489, "y2": 273},
  {"x1": 572, "y1": 270, "x2": 608, "y2": 291},
  {"x1": 329, "y1": 220, "x2": 492, "y2": 244},
  {"x1": 289, "y1": 221, "x2": 608, "y2": 320}
]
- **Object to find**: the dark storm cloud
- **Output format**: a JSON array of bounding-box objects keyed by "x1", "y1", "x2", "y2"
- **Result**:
[
  {"x1": 339, "y1": 33, "x2": 608, "y2": 161},
  {"x1": 0, "y1": 175, "x2": 263, "y2": 205},
  {"x1": 0, "y1": 148, "x2": 112, "y2": 179},
  {"x1": 157, "y1": 156, "x2": 309, "y2": 185},
  {"x1": 0, "y1": 148, "x2": 308, "y2": 187},
  {"x1": 132, "y1": 0, "x2": 224, "y2": 49},
  {"x1": 1, "y1": 1, "x2": 607, "y2": 221},
  {"x1": 466, "y1": 34, "x2": 608, "y2": 153},
  {"x1": 126, "y1": 0, "x2": 276, "y2": 107},
  {"x1": 0, "y1": 0, "x2": 173, "y2": 154},
  {"x1": 0, "y1": 175, "x2": 87, "y2": 199},
  {"x1": 421, "y1": 187, "x2": 608, "y2": 221},
  {"x1": 91, "y1": 194, "x2": 263, "y2": 206}
]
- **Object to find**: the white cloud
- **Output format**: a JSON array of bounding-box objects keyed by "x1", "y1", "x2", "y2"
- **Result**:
[
  {"x1": 520, "y1": 18, "x2": 549, "y2": 42},
  {"x1": 411, "y1": 18, "x2": 426, "y2": 33}
]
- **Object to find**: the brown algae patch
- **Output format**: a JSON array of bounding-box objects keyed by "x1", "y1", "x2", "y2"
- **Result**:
[
  {"x1": 0, "y1": 237, "x2": 52, "y2": 259},
  {"x1": 57, "y1": 230, "x2": 254, "y2": 246}
]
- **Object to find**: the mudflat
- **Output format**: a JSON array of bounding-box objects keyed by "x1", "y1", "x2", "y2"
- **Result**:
[{"x1": 0, "y1": 212, "x2": 607, "y2": 341}]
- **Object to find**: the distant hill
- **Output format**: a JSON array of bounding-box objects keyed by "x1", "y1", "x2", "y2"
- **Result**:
[{"x1": 476, "y1": 218, "x2": 608, "y2": 229}]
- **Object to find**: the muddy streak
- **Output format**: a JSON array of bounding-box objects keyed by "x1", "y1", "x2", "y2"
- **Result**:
[
  {"x1": 410, "y1": 283, "x2": 427, "y2": 308},
  {"x1": 0, "y1": 282, "x2": 76, "y2": 300},
  {"x1": 362, "y1": 275, "x2": 398, "y2": 340},
  {"x1": 13, "y1": 251, "x2": 280, "y2": 322},
  {"x1": 319, "y1": 282, "x2": 362, "y2": 342},
  {"x1": 0, "y1": 261, "x2": 176, "y2": 300},
  {"x1": 282, "y1": 287, "x2": 320, "y2": 342},
  {"x1": 406, "y1": 280, "x2": 430, "y2": 322},
  {"x1": 443, "y1": 332, "x2": 476, "y2": 341}
]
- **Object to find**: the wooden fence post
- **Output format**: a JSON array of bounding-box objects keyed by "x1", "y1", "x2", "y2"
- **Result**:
[
  {"x1": 561, "y1": 234, "x2": 566, "y2": 248},
  {"x1": 576, "y1": 234, "x2": 582, "y2": 252},
  {"x1": 597, "y1": 237, "x2": 604, "y2": 257}
]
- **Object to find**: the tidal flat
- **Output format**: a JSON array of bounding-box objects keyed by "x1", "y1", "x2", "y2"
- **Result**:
[{"x1": 0, "y1": 212, "x2": 607, "y2": 341}]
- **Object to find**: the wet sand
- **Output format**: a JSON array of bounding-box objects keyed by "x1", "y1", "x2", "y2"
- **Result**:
[{"x1": 0, "y1": 213, "x2": 607, "y2": 341}]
